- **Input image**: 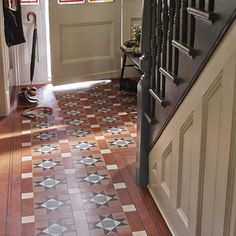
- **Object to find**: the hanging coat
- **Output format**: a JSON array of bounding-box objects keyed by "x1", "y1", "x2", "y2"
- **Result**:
[{"x1": 3, "y1": 0, "x2": 26, "y2": 47}]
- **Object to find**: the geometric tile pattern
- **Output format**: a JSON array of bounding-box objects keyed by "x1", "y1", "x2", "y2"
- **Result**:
[{"x1": 4, "y1": 80, "x2": 172, "y2": 236}]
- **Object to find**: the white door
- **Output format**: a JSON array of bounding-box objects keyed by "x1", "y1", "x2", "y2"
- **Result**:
[
  {"x1": 49, "y1": 0, "x2": 121, "y2": 85},
  {"x1": 16, "y1": 0, "x2": 48, "y2": 85}
]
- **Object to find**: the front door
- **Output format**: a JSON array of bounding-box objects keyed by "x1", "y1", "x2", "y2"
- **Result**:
[
  {"x1": 49, "y1": 0, "x2": 121, "y2": 85},
  {"x1": 17, "y1": 0, "x2": 48, "y2": 85}
]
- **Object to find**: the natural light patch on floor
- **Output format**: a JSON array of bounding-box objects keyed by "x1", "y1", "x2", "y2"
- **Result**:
[{"x1": 52, "y1": 80, "x2": 112, "y2": 92}]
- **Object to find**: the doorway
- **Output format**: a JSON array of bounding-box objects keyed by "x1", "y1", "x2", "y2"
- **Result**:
[{"x1": 14, "y1": 0, "x2": 142, "y2": 86}]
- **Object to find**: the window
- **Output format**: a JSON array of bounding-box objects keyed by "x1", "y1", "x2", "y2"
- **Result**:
[
  {"x1": 58, "y1": 0, "x2": 113, "y2": 4},
  {"x1": 88, "y1": 0, "x2": 113, "y2": 2},
  {"x1": 58, "y1": 0, "x2": 85, "y2": 4},
  {"x1": 20, "y1": 0, "x2": 39, "y2": 4}
]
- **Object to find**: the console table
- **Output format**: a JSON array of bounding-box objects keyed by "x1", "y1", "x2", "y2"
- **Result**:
[{"x1": 120, "y1": 45, "x2": 143, "y2": 90}]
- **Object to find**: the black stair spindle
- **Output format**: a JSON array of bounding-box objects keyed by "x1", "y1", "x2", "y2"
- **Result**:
[
  {"x1": 150, "y1": 0, "x2": 158, "y2": 118},
  {"x1": 199, "y1": 0, "x2": 205, "y2": 9},
  {"x1": 181, "y1": 0, "x2": 188, "y2": 44},
  {"x1": 168, "y1": 0, "x2": 175, "y2": 73},
  {"x1": 208, "y1": 0, "x2": 214, "y2": 12},
  {"x1": 156, "y1": 0, "x2": 163, "y2": 93},
  {"x1": 188, "y1": 0, "x2": 196, "y2": 48},
  {"x1": 173, "y1": 0, "x2": 181, "y2": 76},
  {"x1": 161, "y1": 0, "x2": 169, "y2": 98}
]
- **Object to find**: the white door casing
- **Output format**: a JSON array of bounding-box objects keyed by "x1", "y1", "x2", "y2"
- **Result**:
[
  {"x1": 49, "y1": 0, "x2": 121, "y2": 85},
  {"x1": 17, "y1": 1, "x2": 48, "y2": 86}
]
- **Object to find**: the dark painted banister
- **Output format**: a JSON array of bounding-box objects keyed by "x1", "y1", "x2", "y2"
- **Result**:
[{"x1": 136, "y1": 0, "x2": 236, "y2": 186}]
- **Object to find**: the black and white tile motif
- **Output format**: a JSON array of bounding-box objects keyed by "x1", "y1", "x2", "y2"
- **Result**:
[
  {"x1": 64, "y1": 102, "x2": 78, "y2": 107},
  {"x1": 90, "y1": 92, "x2": 102, "y2": 97},
  {"x1": 108, "y1": 138, "x2": 135, "y2": 148},
  {"x1": 33, "y1": 145, "x2": 59, "y2": 154},
  {"x1": 74, "y1": 156, "x2": 103, "y2": 166},
  {"x1": 68, "y1": 119, "x2": 85, "y2": 126},
  {"x1": 105, "y1": 127, "x2": 126, "y2": 135},
  {"x1": 93, "y1": 99, "x2": 107, "y2": 105},
  {"x1": 64, "y1": 110, "x2": 80, "y2": 116},
  {"x1": 35, "y1": 177, "x2": 61, "y2": 189},
  {"x1": 35, "y1": 198, "x2": 64, "y2": 212},
  {"x1": 62, "y1": 94, "x2": 75, "y2": 99},
  {"x1": 92, "y1": 214, "x2": 128, "y2": 234},
  {"x1": 34, "y1": 132, "x2": 55, "y2": 141},
  {"x1": 97, "y1": 108, "x2": 112, "y2": 114},
  {"x1": 33, "y1": 122, "x2": 49, "y2": 129},
  {"x1": 36, "y1": 112, "x2": 50, "y2": 119},
  {"x1": 71, "y1": 141, "x2": 97, "y2": 151},
  {"x1": 100, "y1": 116, "x2": 117, "y2": 123},
  {"x1": 33, "y1": 159, "x2": 61, "y2": 170},
  {"x1": 84, "y1": 191, "x2": 118, "y2": 207},
  {"x1": 79, "y1": 171, "x2": 110, "y2": 185},
  {"x1": 36, "y1": 222, "x2": 75, "y2": 236},
  {"x1": 71, "y1": 129, "x2": 91, "y2": 137}
]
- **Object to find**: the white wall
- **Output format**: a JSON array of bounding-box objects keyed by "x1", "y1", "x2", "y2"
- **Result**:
[
  {"x1": 0, "y1": 1, "x2": 11, "y2": 116},
  {"x1": 148, "y1": 20, "x2": 236, "y2": 236}
]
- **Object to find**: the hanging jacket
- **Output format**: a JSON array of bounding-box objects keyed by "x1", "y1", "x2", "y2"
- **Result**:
[{"x1": 3, "y1": 0, "x2": 26, "y2": 47}]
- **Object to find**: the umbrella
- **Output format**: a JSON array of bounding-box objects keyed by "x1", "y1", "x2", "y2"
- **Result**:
[{"x1": 27, "y1": 12, "x2": 37, "y2": 86}]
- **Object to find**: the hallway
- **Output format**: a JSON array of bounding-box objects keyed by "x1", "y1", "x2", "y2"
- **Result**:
[{"x1": 0, "y1": 80, "x2": 171, "y2": 236}]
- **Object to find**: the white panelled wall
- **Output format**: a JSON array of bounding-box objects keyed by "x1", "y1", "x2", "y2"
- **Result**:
[{"x1": 149, "y1": 21, "x2": 236, "y2": 236}]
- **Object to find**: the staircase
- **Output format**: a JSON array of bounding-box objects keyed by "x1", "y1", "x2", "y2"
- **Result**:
[
  {"x1": 137, "y1": 0, "x2": 236, "y2": 184},
  {"x1": 136, "y1": 1, "x2": 236, "y2": 235}
]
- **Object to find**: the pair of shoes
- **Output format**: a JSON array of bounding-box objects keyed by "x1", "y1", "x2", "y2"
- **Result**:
[
  {"x1": 17, "y1": 87, "x2": 38, "y2": 108},
  {"x1": 21, "y1": 86, "x2": 37, "y2": 96}
]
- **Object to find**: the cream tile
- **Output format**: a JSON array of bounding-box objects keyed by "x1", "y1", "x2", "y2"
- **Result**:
[
  {"x1": 80, "y1": 98, "x2": 88, "y2": 101},
  {"x1": 59, "y1": 139, "x2": 69, "y2": 144},
  {"x1": 95, "y1": 136, "x2": 105, "y2": 140},
  {"x1": 118, "y1": 112, "x2": 128, "y2": 116},
  {"x1": 124, "y1": 122, "x2": 133, "y2": 126},
  {"x1": 57, "y1": 127, "x2": 66, "y2": 131},
  {"x1": 21, "y1": 216, "x2": 35, "y2": 224},
  {"x1": 68, "y1": 188, "x2": 80, "y2": 194},
  {"x1": 113, "y1": 103, "x2": 121, "y2": 106},
  {"x1": 65, "y1": 169, "x2": 76, "y2": 174},
  {"x1": 101, "y1": 149, "x2": 111, "y2": 154},
  {"x1": 132, "y1": 231, "x2": 147, "y2": 236},
  {"x1": 114, "y1": 182, "x2": 126, "y2": 189},
  {"x1": 87, "y1": 114, "x2": 95, "y2": 118},
  {"x1": 22, "y1": 130, "x2": 31, "y2": 135},
  {"x1": 91, "y1": 124, "x2": 100, "y2": 128},
  {"x1": 122, "y1": 204, "x2": 136, "y2": 212},
  {"x1": 61, "y1": 153, "x2": 72, "y2": 158},
  {"x1": 21, "y1": 142, "x2": 31, "y2": 147},
  {"x1": 106, "y1": 164, "x2": 118, "y2": 170},
  {"x1": 131, "y1": 133, "x2": 137, "y2": 137},
  {"x1": 22, "y1": 156, "x2": 32, "y2": 162},
  {"x1": 83, "y1": 106, "x2": 91, "y2": 109},
  {"x1": 21, "y1": 192, "x2": 34, "y2": 199},
  {"x1": 21, "y1": 173, "x2": 33, "y2": 179},
  {"x1": 55, "y1": 117, "x2": 63, "y2": 121},
  {"x1": 22, "y1": 120, "x2": 31, "y2": 124}
]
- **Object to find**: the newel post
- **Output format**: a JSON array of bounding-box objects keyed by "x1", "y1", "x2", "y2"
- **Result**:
[{"x1": 136, "y1": 0, "x2": 152, "y2": 186}]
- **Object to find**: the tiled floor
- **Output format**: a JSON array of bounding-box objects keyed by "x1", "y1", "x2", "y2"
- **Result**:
[{"x1": 0, "y1": 80, "x2": 171, "y2": 236}]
